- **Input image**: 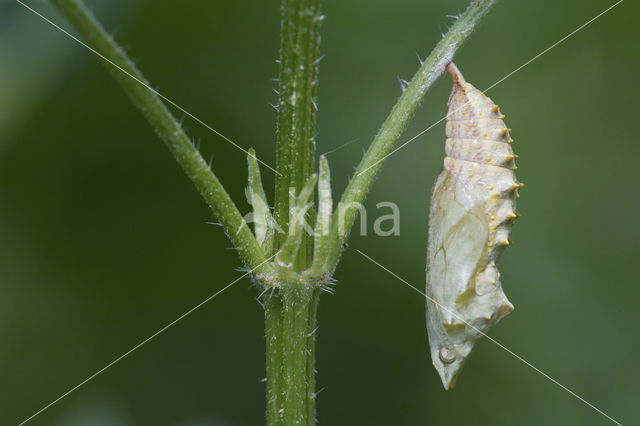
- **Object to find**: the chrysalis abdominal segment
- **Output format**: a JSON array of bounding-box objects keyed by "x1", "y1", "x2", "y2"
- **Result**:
[{"x1": 425, "y1": 62, "x2": 521, "y2": 389}]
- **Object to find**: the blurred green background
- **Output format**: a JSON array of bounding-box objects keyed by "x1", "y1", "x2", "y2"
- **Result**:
[{"x1": 1, "y1": 0, "x2": 638, "y2": 424}]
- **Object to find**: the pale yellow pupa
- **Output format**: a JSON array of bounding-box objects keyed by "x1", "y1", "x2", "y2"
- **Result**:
[{"x1": 425, "y1": 62, "x2": 521, "y2": 389}]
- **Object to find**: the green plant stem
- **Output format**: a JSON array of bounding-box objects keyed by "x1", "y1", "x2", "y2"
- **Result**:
[
  {"x1": 281, "y1": 287, "x2": 314, "y2": 425},
  {"x1": 273, "y1": 0, "x2": 322, "y2": 267},
  {"x1": 266, "y1": 1, "x2": 322, "y2": 424},
  {"x1": 325, "y1": 0, "x2": 498, "y2": 272},
  {"x1": 264, "y1": 284, "x2": 318, "y2": 426},
  {"x1": 265, "y1": 295, "x2": 284, "y2": 425},
  {"x1": 50, "y1": 0, "x2": 269, "y2": 273}
]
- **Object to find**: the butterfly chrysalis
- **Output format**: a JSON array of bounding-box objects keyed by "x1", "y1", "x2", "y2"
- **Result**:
[{"x1": 425, "y1": 62, "x2": 521, "y2": 389}]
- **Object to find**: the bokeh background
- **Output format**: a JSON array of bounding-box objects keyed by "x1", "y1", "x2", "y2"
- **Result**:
[{"x1": 1, "y1": 0, "x2": 638, "y2": 424}]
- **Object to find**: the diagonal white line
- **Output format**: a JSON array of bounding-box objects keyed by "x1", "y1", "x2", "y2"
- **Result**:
[
  {"x1": 483, "y1": 0, "x2": 623, "y2": 93},
  {"x1": 17, "y1": 255, "x2": 275, "y2": 426},
  {"x1": 358, "y1": 0, "x2": 623, "y2": 177},
  {"x1": 356, "y1": 249, "x2": 624, "y2": 426},
  {"x1": 15, "y1": 0, "x2": 280, "y2": 176}
]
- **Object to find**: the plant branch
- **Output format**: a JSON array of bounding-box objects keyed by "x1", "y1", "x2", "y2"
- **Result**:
[
  {"x1": 325, "y1": 0, "x2": 498, "y2": 272},
  {"x1": 50, "y1": 0, "x2": 269, "y2": 272}
]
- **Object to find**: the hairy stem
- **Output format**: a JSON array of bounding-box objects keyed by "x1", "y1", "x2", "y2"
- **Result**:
[
  {"x1": 281, "y1": 287, "x2": 314, "y2": 425},
  {"x1": 265, "y1": 294, "x2": 284, "y2": 425},
  {"x1": 273, "y1": 0, "x2": 322, "y2": 269},
  {"x1": 266, "y1": 1, "x2": 322, "y2": 423},
  {"x1": 51, "y1": 0, "x2": 269, "y2": 272},
  {"x1": 325, "y1": 0, "x2": 498, "y2": 272},
  {"x1": 265, "y1": 284, "x2": 317, "y2": 426}
]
